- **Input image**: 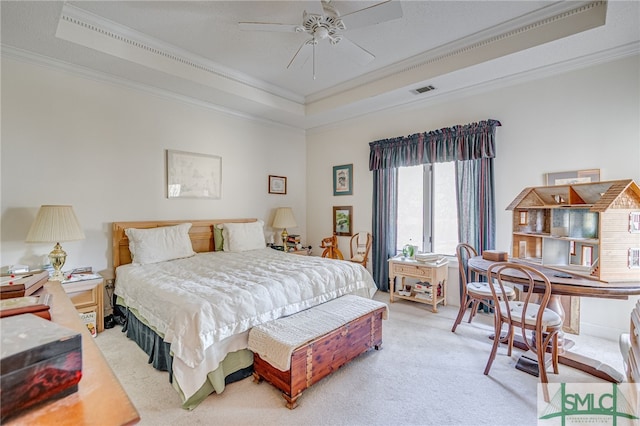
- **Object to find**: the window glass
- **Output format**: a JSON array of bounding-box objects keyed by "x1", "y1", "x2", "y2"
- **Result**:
[{"x1": 397, "y1": 162, "x2": 458, "y2": 255}]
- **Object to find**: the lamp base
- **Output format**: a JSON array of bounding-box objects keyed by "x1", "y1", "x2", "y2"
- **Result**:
[
  {"x1": 281, "y1": 229, "x2": 288, "y2": 247},
  {"x1": 49, "y1": 242, "x2": 67, "y2": 282}
]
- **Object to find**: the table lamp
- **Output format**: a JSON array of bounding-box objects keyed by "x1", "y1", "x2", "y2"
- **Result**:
[
  {"x1": 272, "y1": 207, "x2": 297, "y2": 246},
  {"x1": 26, "y1": 205, "x2": 85, "y2": 281}
]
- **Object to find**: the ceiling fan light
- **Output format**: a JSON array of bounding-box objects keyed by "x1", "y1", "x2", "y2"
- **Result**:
[{"x1": 315, "y1": 26, "x2": 329, "y2": 40}]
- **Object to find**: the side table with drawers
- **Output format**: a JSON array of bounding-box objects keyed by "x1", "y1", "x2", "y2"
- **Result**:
[
  {"x1": 388, "y1": 255, "x2": 448, "y2": 313},
  {"x1": 60, "y1": 277, "x2": 105, "y2": 333}
]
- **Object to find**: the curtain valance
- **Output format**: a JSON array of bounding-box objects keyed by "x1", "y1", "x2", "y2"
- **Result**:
[{"x1": 368, "y1": 119, "x2": 501, "y2": 171}]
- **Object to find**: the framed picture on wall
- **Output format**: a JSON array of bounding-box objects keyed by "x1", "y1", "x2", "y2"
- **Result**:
[
  {"x1": 268, "y1": 175, "x2": 287, "y2": 194},
  {"x1": 333, "y1": 206, "x2": 353, "y2": 236},
  {"x1": 166, "y1": 150, "x2": 221, "y2": 199},
  {"x1": 545, "y1": 169, "x2": 600, "y2": 186},
  {"x1": 333, "y1": 164, "x2": 353, "y2": 196}
]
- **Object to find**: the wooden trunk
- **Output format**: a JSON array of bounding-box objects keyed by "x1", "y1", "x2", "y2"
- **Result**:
[{"x1": 253, "y1": 306, "x2": 385, "y2": 409}]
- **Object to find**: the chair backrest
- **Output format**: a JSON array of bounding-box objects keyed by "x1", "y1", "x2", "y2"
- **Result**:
[
  {"x1": 456, "y1": 243, "x2": 478, "y2": 288},
  {"x1": 486, "y1": 262, "x2": 553, "y2": 345},
  {"x1": 349, "y1": 232, "x2": 372, "y2": 267}
]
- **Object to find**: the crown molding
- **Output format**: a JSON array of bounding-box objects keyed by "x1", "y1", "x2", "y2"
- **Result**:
[
  {"x1": 57, "y1": 3, "x2": 306, "y2": 113},
  {"x1": 305, "y1": 42, "x2": 639, "y2": 134},
  {"x1": 304, "y1": 1, "x2": 607, "y2": 115}
]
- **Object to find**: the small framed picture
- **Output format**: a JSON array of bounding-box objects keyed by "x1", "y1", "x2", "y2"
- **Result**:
[
  {"x1": 333, "y1": 164, "x2": 353, "y2": 196},
  {"x1": 333, "y1": 206, "x2": 353, "y2": 236},
  {"x1": 268, "y1": 175, "x2": 287, "y2": 194}
]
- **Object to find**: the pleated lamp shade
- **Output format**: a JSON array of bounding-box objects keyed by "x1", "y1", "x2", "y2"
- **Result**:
[
  {"x1": 26, "y1": 205, "x2": 85, "y2": 243},
  {"x1": 26, "y1": 205, "x2": 85, "y2": 281},
  {"x1": 272, "y1": 207, "x2": 297, "y2": 246}
]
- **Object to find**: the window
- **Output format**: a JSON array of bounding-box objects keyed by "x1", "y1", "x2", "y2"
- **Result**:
[{"x1": 397, "y1": 162, "x2": 459, "y2": 255}]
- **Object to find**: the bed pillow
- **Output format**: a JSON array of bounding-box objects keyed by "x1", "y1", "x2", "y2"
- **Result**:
[
  {"x1": 213, "y1": 224, "x2": 224, "y2": 251},
  {"x1": 125, "y1": 223, "x2": 196, "y2": 265},
  {"x1": 222, "y1": 220, "x2": 266, "y2": 252}
]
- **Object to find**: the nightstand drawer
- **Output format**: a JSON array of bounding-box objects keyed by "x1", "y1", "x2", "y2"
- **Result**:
[
  {"x1": 392, "y1": 264, "x2": 432, "y2": 278},
  {"x1": 68, "y1": 287, "x2": 98, "y2": 310}
]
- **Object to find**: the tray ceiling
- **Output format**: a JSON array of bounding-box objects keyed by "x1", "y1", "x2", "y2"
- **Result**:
[{"x1": 1, "y1": 1, "x2": 638, "y2": 130}]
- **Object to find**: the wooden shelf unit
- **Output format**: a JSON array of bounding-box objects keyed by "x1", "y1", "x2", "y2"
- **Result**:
[{"x1": 507, "y1": 179, "x2": 640, "y2": 282}]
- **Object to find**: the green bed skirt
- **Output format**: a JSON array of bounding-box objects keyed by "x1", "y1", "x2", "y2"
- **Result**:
[{"x1": 118, "y1": 300, "x2": 254, "y2": 409}]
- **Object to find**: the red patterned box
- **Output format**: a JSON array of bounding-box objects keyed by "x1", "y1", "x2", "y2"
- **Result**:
[{"x1": 0, "y1": 314, "x2": 82, "y2": 421}]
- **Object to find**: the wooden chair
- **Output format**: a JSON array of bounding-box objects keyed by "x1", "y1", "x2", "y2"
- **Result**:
[
  {"x1": 320, "y1": 234, "x2": 344, "y2": 260},
  {"x1": 451, "y1": 243, "x2": 515, "y2": 332},
  {"x1": 483, "y1": 261, "x2": 561, "y2": 400},
  {"x1": 349, "y1": 232, "x2": 372, "y2": 268}
]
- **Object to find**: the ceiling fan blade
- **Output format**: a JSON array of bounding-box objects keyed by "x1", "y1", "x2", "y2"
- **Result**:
[
  {"x1": 340, "y1": 0, "x2": 403, "y2": 30},
  {"x1": 287, "y1": 40, "x2": 313, "y2": 69},
  {"x1": 238, "y1": 22, "x2": 300, "y2": 32},
  {"x1": 304, "y1": 0, "x2": 326, "y2": 16},
  {"x1": 338, "y1": 37, "x2": 375, "y2": 65}
]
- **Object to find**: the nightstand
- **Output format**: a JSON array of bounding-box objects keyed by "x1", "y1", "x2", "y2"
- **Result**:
[
  {"x1": 289, "y1": 249, "x2": 311, "y2": 256},
  {"x1": 60, "y1": 277, "x2": 104, "y2": 333}
]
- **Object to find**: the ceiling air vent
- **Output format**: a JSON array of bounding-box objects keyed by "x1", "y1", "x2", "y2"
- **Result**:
[{"x1": 414, "y1": 85, "x2": 436, "y2": 94}]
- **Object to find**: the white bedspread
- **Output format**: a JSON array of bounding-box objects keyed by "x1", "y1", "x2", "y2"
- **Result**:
[{"x1": 115, "y1": 248, "x2": 377, "y2": 372}]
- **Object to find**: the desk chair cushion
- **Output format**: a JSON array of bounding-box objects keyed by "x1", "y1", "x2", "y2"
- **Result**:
[
  {"x1": 497, "y1": 301, "x2": 562, "y2": 331},
  {"x1": 467, "y1": 281, "x2": 515, "y2": 298},
  {"x1": 351, "y1": 254, "x2": 365, "y2": 262}
]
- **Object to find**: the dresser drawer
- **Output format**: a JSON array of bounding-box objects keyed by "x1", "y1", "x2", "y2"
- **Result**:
[{"x1": 392, "y1": 263, "x2": 432, "y2": 278}]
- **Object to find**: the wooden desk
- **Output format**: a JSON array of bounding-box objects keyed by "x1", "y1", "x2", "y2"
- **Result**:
[
  {"x1": 6, "y1": 281, "x2": 139, "y2": 425},
  {"x1": 468, "y1": 256, "x2": 640, "y2": 383}
]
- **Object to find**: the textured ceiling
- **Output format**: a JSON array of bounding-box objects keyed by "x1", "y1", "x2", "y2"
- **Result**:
[{"x1": 1, "y1": 1, "x2": 639, "y2": 130}]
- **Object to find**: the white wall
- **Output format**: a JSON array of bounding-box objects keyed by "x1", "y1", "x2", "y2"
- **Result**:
[
  {"x1": 306, "y1": 55, "x2": 640, "y2": 340},
  {"x1": 2, "y1": 53, "x2": 639, "y2": 340},
  {"x1": 0, "y1": 57, "x2": 307, "y2": 278}
]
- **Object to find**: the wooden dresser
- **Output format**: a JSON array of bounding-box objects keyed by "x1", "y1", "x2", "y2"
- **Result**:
[{"x1": 6, "y1": 281, "x2": 139, "y2": 425}]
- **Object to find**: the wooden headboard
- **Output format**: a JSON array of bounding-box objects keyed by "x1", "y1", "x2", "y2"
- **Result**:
[{"x1": 112, "y1": 219, "x2": 257, "y2": 269}]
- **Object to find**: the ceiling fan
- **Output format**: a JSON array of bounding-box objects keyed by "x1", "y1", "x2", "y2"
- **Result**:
[{"x1": 238, "y1": 0, "x2": 403, "y2": 79}]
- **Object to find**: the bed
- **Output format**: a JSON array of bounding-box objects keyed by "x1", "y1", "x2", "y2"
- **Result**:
[{"x1": 111, "y1": 219, "x2": 378, "y2": 409}]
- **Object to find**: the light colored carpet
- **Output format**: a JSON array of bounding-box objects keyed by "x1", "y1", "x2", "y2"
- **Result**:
[{"x1": 95, "y1": 292, "x2": 625, "y2": 426}]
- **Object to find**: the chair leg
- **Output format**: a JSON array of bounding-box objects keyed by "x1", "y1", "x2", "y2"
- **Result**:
[
  {"x1": 451, "y1": 297, "x2": 470, "y2": 332},
  {"x1": 467, "y1": 299, "x2": 480, "y2": 323},
  {"x1": 484, "y1": 318, "x2": 503, "y2": 375},
  {"x1": 506, "y1": 325, "x2": 514, "y2": 357},
  {"x1": 551, "y1": 334, "x2": 559, "y2": 374},
  {"x1": 536, "y1": 330, "x2": 549, "y2": 386}
]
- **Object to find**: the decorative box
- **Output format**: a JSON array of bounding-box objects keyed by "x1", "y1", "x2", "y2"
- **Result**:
[
  {"x1": 482, "y1": 250, "x2": 508, "y2": 261},
  {"x1": 0, "y1": 314, "x2": 82, "y2": 421}
]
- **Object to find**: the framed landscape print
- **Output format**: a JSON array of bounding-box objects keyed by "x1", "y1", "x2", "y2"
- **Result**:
[
  {"x1": 166, "y1": 150, "x2": 221, "y2": 199},
  {"x1": 333, "y1": 164, "x2": 353, "y2": 196},
  {"x1": 333, "y1": 206, "x2": 352, "y2": 236}
]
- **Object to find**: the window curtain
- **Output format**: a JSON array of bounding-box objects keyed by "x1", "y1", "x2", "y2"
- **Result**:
[
  {"x1": 455, "y1": 158, "x2": 496, "y2": 253},
  {"x1": 371, "y1": 167, "x2": 397, "y2": 292},
  {"x1": 369, "y1": 119, "x2": 500, "y2": 291}
]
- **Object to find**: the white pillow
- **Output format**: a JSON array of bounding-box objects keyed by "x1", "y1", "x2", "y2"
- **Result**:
[
  {"x1": 125, "y1": 223, "x2": 196, "y2": 265},
  {"x1": 222, "y1": 220, "x2": 266, "y2": 252}
]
